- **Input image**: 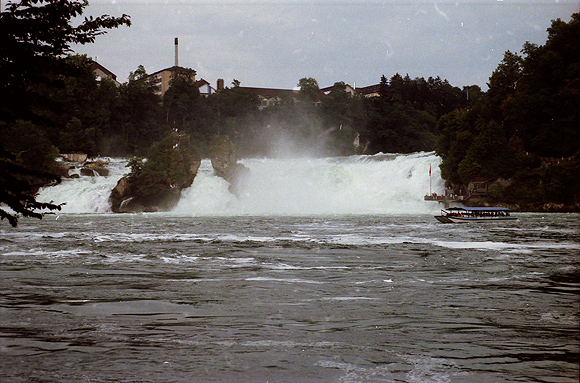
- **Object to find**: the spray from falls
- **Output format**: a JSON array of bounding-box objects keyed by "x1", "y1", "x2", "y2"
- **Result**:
[
  {"x1": 38, "y1": 153, "x2": 444, "y2": 216},
  {"x1": 178, "y1": 152, "x2": 443, "y2": 215}
]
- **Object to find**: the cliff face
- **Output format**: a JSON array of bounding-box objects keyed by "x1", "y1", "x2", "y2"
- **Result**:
[
  {"x1": 110, "y1": 133, "x2": 201, "y2": 213},
  {"x1": 209, "y1": 135, "x2": 249, "y2": 195}
]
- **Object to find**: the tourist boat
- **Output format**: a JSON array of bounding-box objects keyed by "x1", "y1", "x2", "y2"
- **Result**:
[{"x1": 434, "y1": 207, "x2": 517, "y2": 223}]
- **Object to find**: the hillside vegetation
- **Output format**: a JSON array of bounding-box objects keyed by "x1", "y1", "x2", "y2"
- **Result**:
[{"x1": 435, "y1": 13, "x2": 579, "y2": 210}]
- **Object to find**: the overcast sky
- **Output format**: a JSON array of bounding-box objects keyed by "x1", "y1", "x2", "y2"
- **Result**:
[{"x1": 68, "y1": 0, "x2": 579, "y2": 90}]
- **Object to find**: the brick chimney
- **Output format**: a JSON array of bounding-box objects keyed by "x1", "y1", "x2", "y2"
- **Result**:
[{"x1": 174, "y1": 37, "x2": 178, "y2": 67}]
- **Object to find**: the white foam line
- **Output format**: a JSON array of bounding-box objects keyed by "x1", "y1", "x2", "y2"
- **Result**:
[{"x1": 245, "y1": 276, "x2": 324, "y2": 284}]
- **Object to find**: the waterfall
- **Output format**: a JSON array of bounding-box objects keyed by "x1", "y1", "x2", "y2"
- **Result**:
[
  {"x1": 38, "y1": 152, "x2": 444, "y2": 216},
  {"x1": 38, "y1": 158, "x2": 129, "y2": 214}
]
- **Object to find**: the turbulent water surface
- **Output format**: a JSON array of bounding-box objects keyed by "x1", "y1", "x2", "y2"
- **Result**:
[{"x1": 1, "y1": 154, "x2": 579, "y2": 382}]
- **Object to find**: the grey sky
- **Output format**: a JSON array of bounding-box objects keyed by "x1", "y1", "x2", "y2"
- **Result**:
[{"x1": 71, "y1": 0, "x2": 579, "y2": 90}]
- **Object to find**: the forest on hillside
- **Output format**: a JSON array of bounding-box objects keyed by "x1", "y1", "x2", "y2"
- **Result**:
[
  {"x1": 435, "y1": 12, "x2": 579, "y2": 210},
  {"x1": 1, "y1": 1, "x2": 579, "y2": 226}
]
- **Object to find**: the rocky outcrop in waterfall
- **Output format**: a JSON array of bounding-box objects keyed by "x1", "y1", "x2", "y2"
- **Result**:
[
  {"x1": 110, "y1": 132, "x2": 201, "y2": 213},
  {"x1": 82, "y1": 160, "x2": 110, "y2": 177},
  {"x1": 209, "y1": 135, "x2": 249, "y2": 195},
  {"x1": 56, "y1": 156, "x2": 110, "y2": 178}
]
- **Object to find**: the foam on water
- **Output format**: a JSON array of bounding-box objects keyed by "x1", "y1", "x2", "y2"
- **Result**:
[
  {"x1": 179, "y1": 152, "x2": 443, "y2": 215},
  {"x1": 38, "y1": 158, "x2": 129, "y2": 213},
  {"x1": 38, "y1": 152, "x2": 444, "y2": 216}
]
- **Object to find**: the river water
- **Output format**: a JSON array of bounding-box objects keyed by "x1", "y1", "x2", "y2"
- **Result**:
[{"x1": 1, "y1": 154, "x2": 579, "y2": 382}]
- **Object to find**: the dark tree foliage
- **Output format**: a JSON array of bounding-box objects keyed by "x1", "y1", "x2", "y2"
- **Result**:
[
  {"x1": 298, "y1": 77, "x2": 321, "y2": 102},
  {"x1": 485, "y1": 14, "x2": 580, "y2": 159},
  {"x1": 163, "y1": 68, "x2": 201, "y2": 128},
  {"x1": 436, "y1": 12, "x2": 580, "y2": 208},
  {"x1": 117, "y1": 65, "x2": 163, "y2": 155},
  {"x1": 208, "y1": 85, "x2": 260, "y2": 119},
  {"x1": 0, "y1": 149, "x2": 62, "y2": 227},
  {"x1": 320, "y1": 82, "x2": 366, "y2": 156},
  {"x1": 126, "y1": 132, "x2": 200, "y2": 209},
  {"x1": 47, "y1": 54, "x2": 123, "y2": 156},
  {"x1": 204, "y1": 84, "x2": 261, "y2": 156},
  {"x1": 436, "y1": 109, "x2": 479, "y2": 185},
  {"x1": 0, "y1": 0, "x2": 130, "y2": 123},
  {"x1": 196, "y1": 74, "x2": 465, "y2": 158},
  {"x1": 362, "y1": 73, "x2": 463, "y2": 154},
  {"x1": 162, "y1": 68, "x2": 216, "y2": 152},
  {"x1": 0, "y1": 0, "x2": 130, "y2": 226}
]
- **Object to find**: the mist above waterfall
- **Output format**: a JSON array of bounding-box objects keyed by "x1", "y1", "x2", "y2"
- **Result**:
[
  {"x1": 38, "y1": 153, "x2": 443, "y2": 216},
  {"x1": 178, "y1": 152, "x2": 442, "y2": 216}
]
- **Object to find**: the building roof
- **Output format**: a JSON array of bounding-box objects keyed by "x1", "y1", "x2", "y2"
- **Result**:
[
  {"x1": 149, "y1": 65, "x2": 196, "y2": 77},
  {"x1": 320, "y1": 84, "x2": 359, "y2": 97},
  {"x1": 240, "y1": 87, "x2": 299, "y2": 99},
  {"x1": 448, "y1": 207, "x2": 511, "y2": 211},
  {"x1": 356, "y1": 84, "x2": 381, "y2": 97},
  {"x1": 196, "y1": 78, "x2": 216, "y2": 95},
  {"x1": 196, "y1": 79, "x2": 210, "y2": 87},
  {"x1": 90, "y1": 62, "x2": 117, "y2": 81}
]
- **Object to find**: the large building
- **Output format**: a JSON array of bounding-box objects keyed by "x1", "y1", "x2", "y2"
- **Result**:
[
  {"x1": 148, "y1": 65, "x2": 196, "y2": 96},
  {"x1": 146, "y1": 38, "x2": 198, "y2": 96}
]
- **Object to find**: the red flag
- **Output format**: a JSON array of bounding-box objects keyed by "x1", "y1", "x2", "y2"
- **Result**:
[{"x1": 429, "y1": 165, "x2": 431, "y2": 177}]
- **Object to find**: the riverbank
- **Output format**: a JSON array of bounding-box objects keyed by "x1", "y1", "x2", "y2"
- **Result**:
[{"x1": 464, "y1": 197, "x2": 580, "y2": 213}]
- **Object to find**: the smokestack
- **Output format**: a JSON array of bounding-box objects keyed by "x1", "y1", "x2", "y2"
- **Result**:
[{"x1": 174, "y1": 37, "x2": 178, "y2": 67}]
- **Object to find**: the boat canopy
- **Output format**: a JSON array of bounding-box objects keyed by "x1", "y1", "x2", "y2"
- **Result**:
[{"x1": 447, "y1": 207, "x2": 511, "y2": 212}]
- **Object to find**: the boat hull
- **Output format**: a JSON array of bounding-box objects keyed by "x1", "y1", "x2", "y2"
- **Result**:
[
  {"x1": 434, "y1": 207, "x2": 517, "y2": 223},
  {"x1": 446, "y1": 216, "x2": 517, "y2": 223},
  {"x1": 434, "y1": 215, "x2": 453, "y2": 223}
]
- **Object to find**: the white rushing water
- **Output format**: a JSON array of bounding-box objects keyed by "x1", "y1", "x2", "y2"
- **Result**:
[
  {"x1": 38, "y1": 157, "x2": 129, "y2": 214},
  {"x1": 38, "y1": 152, "x2": 445, "y2": 216}
]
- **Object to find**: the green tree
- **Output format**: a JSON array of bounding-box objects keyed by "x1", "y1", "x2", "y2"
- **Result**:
[
  {"x1": 366, "y1": 101, "x2": 436, "y2": 154},
  {"x1": 0, "y1": 148, "x2": 62, "y2": 227},
  {"x1": 503, "y1": 14, "x2": 580, "y2": 157},
  {"x1": 0, "y1": 0, "x2": 130, "y2": 226},
  {"x1": 298, "y1": 77, "x2": 320, "y2": 102},
  {"x1": 378, "y1": 75, "x2": 389, "y2": 99},
  {"x1": 163, "y1": 68, "x2": 204, "y2": 132},
  {"x1": 435, "y1": 109, "x2": 477, "y2": 185},
  {"x1": 437, "y1": 12, "x2": 580, "y2": 209},
  {"x1": 322, "y1": 82, "x2": 353, "y2": 126},
  {"x1": 361, "y1": 73, "x2": 463, "y2": 154},
  {"x1": 0, "y1": 120, "x2": 60, "y2": 174},
  {"x1": 118, "y1": 65, "x2": 163, "y2": 155},
  {"x1": 457, "y1": 121, "x2": 516, "y2": 183},
  {"x1": 204, "y1": 83, "x2": 261, "y2": 155},
  {"x1": 463, "y1": 85, "x2": 484, "y2": 109},
  {"x1": 125, "y1": 132, "x2": 200, "y2": 210},
  {"x1": 486, "y1": 50, "x2": 523, "y2": 123},
  {"x1": 209, "y1": 85, "x2": 260, "y2": 119},
  {"x1": 318, "y1": 82, "x2": 365, "y2": 155},
  {"x1": 49, "y1": 54, "x2": 122, "y2": 156},
  {"x1": 0, "y1": 0, "x2": 130, "y2": 124}
]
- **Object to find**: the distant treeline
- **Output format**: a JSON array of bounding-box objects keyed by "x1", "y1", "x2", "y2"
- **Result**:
[{"x1": 1, "y1": 54, "x2": 472, "y2": 160}]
